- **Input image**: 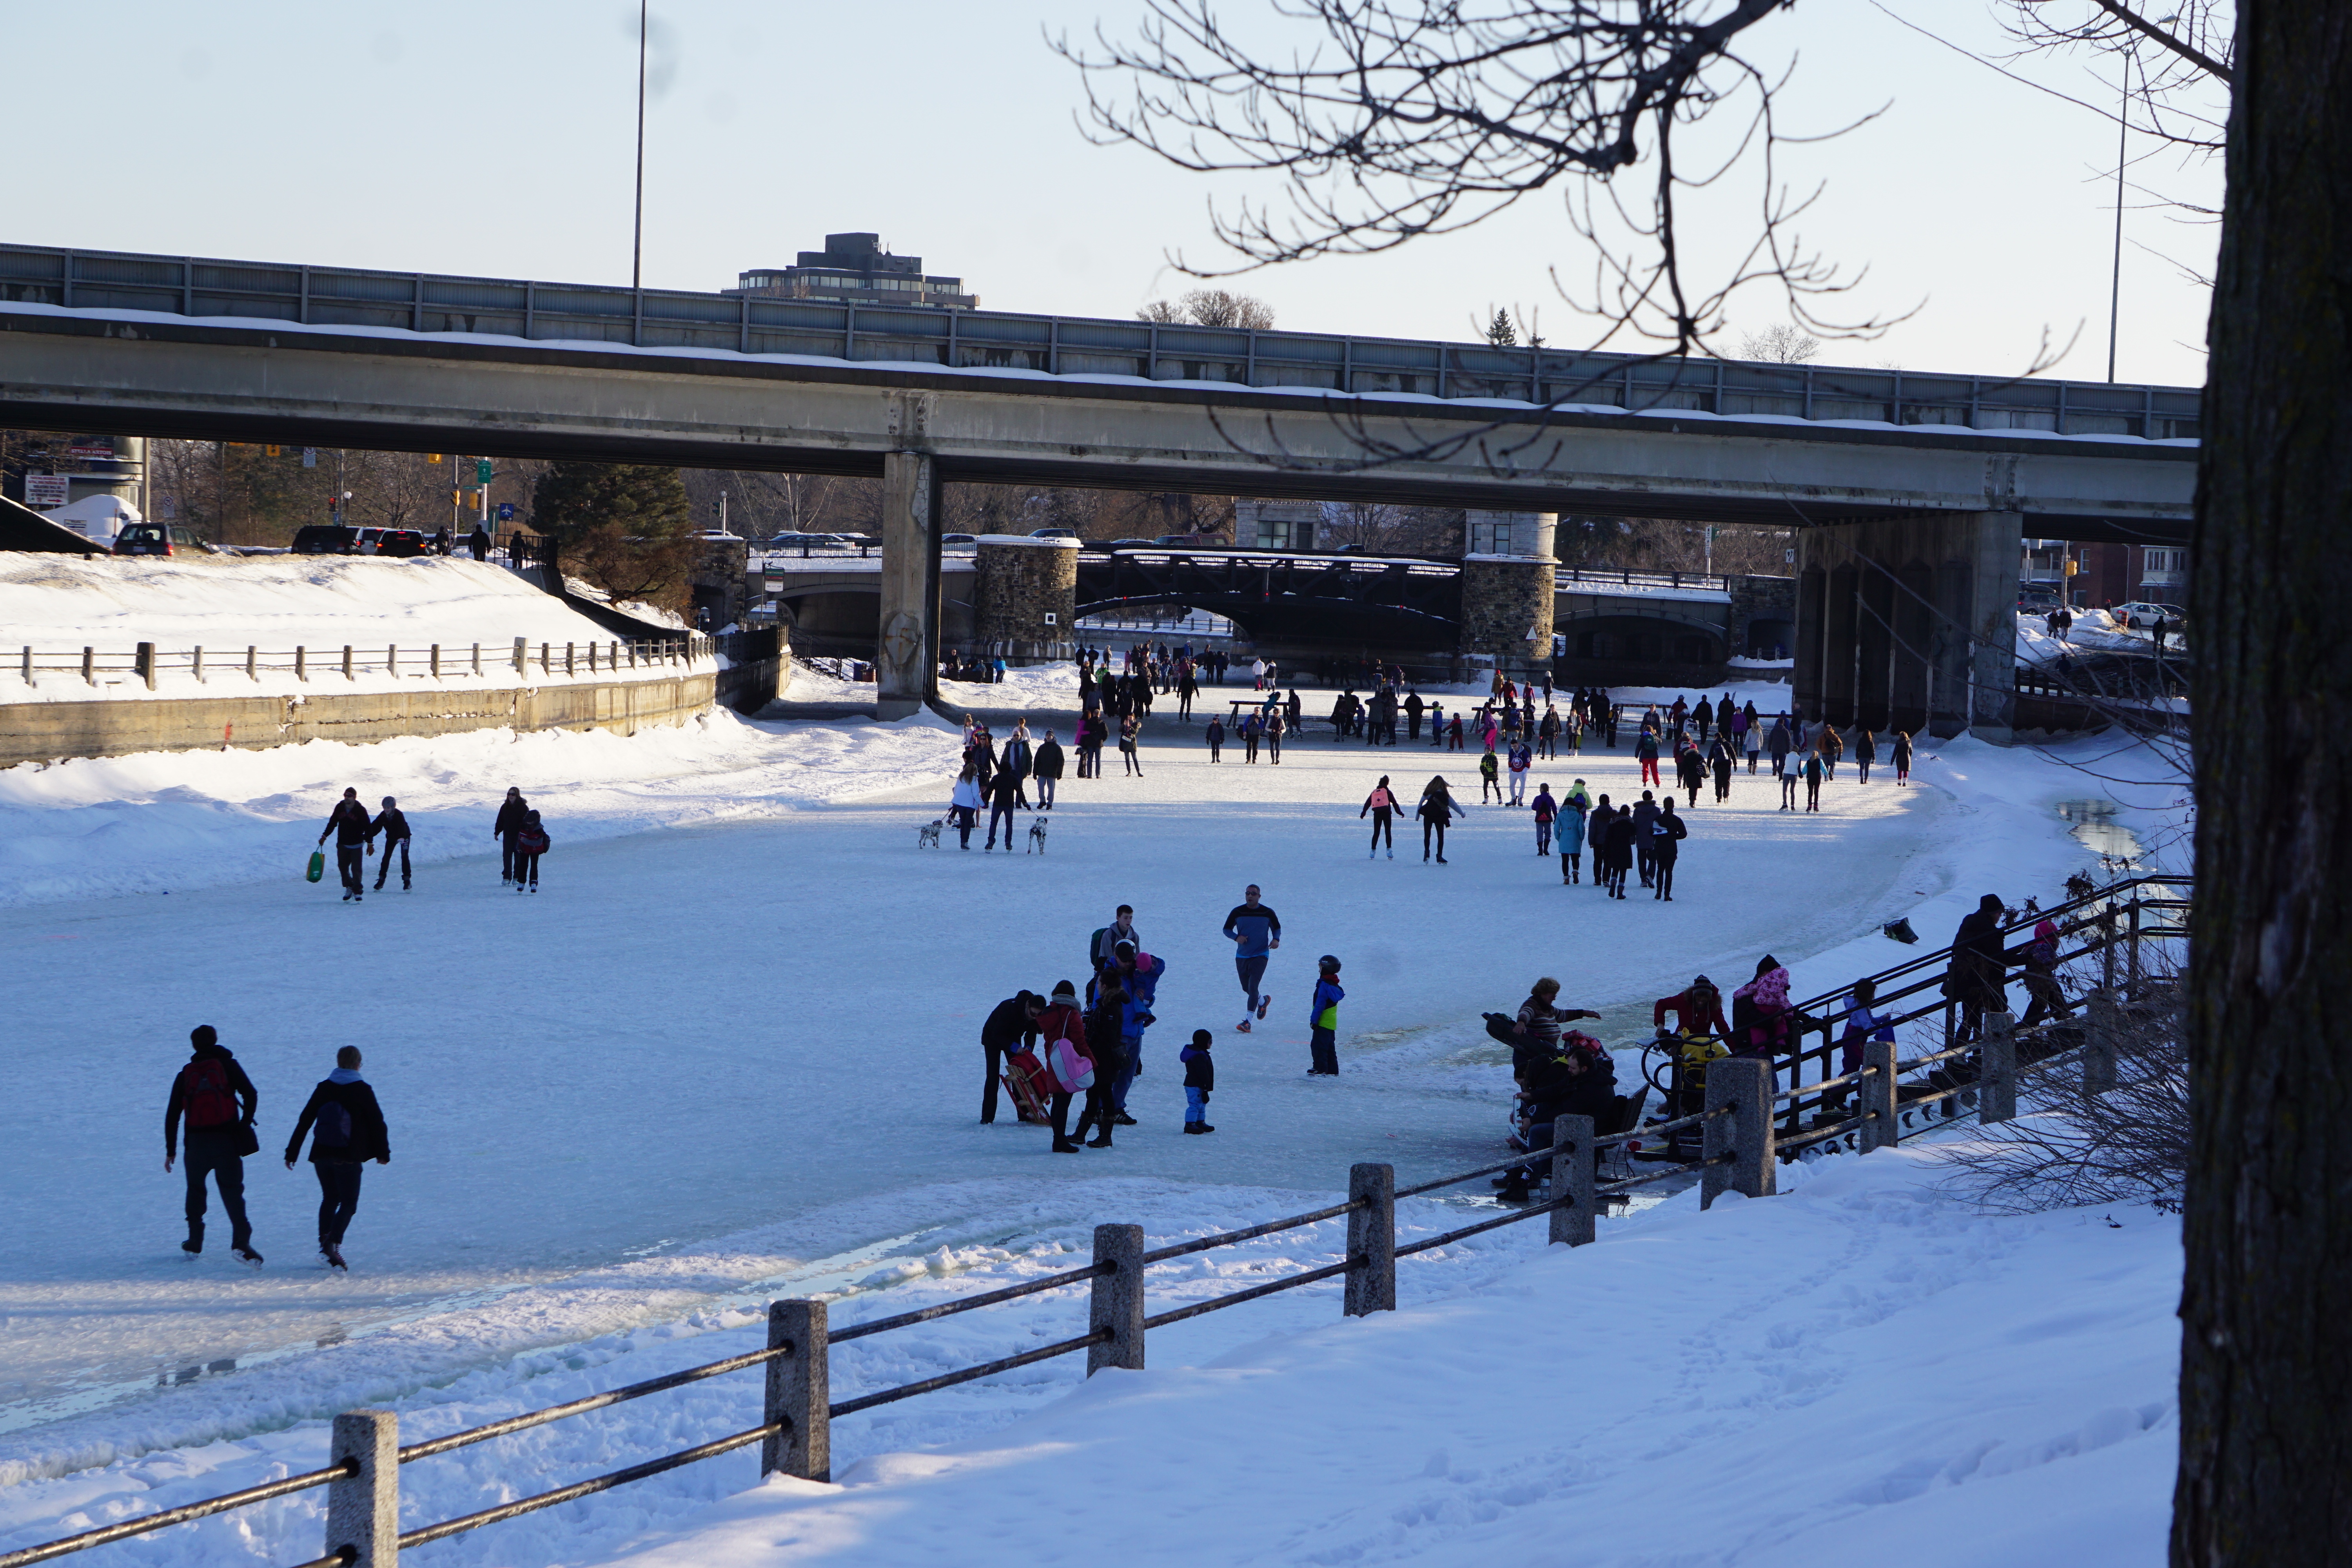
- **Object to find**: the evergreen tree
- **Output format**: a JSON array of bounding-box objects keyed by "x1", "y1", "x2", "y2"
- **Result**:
[
  {"x1": 1486, "y1": 309, "x2": 1517, "y2": 347},
  {"x1": 529, "y1": 461, "x2": 699, "y2": 614}
]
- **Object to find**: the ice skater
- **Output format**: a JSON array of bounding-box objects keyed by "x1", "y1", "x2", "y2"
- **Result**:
[
  {"x1": 1360, "y1": 775, "x2": 1397, "y2": 859},
  {"x1": 1418, "y1": 775, "x2": 1466, "y2": 862},
  {"x1": 1222, "y1": 885, "x2": 1281, "y2": 1031},
  {"x1": 284, "y1": 1046, "x2": 390, "y2": 1271},
  {"x1": 319, "y1": 787, "x2": 372, "y2": 902},
  {"x1": 512, "y1": 809, "x2": 549, "y2": 888},
  {"x1": 165, "y1": 1025, "x2": 263, "y2": 1265},
  {"x1": 368, "y1": 795, "x2": 412, "y2": 891},
  {"x1": 494, "y1": 787, "x2": 530, "y2": 884}
]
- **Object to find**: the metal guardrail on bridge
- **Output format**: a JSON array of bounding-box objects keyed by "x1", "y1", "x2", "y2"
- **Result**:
[{"x1": 0, "y1": 242, "x2": 2201, "y2": 440}]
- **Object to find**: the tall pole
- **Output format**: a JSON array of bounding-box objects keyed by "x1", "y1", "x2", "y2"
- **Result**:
[
  {"x1": 632, "y1": 0, "x2": 648, "y2": 292},
  {"x1": 2107, "y1": 72, "x2": 2127, "y2": 383}
]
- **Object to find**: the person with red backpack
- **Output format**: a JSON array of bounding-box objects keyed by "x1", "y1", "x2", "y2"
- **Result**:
[
  {"x1": 165, "y1": 1025, "x2": 263, "y2": 1264},
  {"x1": 285, "y1": 1046, "x2": 390, "y2": 1271}
]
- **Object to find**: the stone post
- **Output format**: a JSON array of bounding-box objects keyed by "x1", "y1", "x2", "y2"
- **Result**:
[
  {"x1": 136, "y1": 642, "x2": 155, "y2": 690},
  {"x1": 878, "y1": 448, "x2": 942, "y2": 718},
  {"x1": 974, "y1": 535, "x2": 1079, "y2": 664},
  {"x1": 325, "y1": 1409, "x2": 399, "y2": 1568},
  {"x1": 1344, "y1": 1163, "x2": 1396, "y2": 1316},
  {"x1": 1702, "y1": 1056, "x2": 1777, "y2": 1208},
  {"x1": 1860, "y1": 1038, "x2": 1901, "y2": 1152},
  {"x1": 1980, "y1": 1011, "x2": 2018, "y2": 1124},
  {"x1": 1456, "y1": 555, "x2": 1555, "y2": 680},
  {"x1": 1087, "y1": 1223, "x2": 1145, "y2": 1373},
  {"x1": 2084, "y1": 990, "x2": 2120, "y2": 1096},
  {"x1": 762, "y1": 1299, "x2": 830, "y2": 1482},
  {"x1": 1549, "y1": 1114, "x2": 1597, "y2": 1247}
]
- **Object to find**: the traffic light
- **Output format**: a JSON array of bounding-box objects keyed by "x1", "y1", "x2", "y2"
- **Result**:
[
  {"x1": 265, "y1": 445, "x2": 282, "y2": 457},
  {"x1": 427, "y1": 454, "x2": 444, "y2": 465}
]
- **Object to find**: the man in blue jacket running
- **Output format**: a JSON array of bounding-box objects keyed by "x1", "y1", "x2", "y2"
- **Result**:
[{"x1": 1221, "y1": 885, "x2": 1282, "y2": 1033}]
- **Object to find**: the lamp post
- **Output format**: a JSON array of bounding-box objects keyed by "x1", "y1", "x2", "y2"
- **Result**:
[
  {"x1": 632, "y1": 0, "x2": 648, "y2": 292},
  {"x1": 2108, "y1": 15, "x2": 2180, "y2": 383}
]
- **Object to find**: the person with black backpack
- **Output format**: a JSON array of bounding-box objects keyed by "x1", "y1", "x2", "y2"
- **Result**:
[
  {"x1": 285, "y1": 1046, "x2": 390, "y2": 1270},
  {"x1": 512, "y1": 809, "x2": 550, "y2": 891},
  {"x1": 165, "y1": 1025, "x2": 263, "y2": 1264}
]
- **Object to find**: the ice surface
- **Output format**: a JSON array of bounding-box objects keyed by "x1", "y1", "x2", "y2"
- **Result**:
[{"x1": 0, "y1": 677, "x2": 2185, "y2": 1564}]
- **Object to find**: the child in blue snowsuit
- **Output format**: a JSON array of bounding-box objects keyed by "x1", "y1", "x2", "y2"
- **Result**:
[
  {"x1": 1308, "y1": 956, "x2": 1345, "y2": 1076},
  {"x1": 1181, "y1": 1030, "x2": 1215, "y2": 1133}
]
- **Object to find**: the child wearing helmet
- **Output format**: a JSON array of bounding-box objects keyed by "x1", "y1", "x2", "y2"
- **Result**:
[{"x1": 1308, "y1": 955, "x2": 1345, "y2": 1076}]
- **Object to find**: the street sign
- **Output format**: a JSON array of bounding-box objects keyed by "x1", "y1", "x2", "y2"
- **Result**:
[
  {"x1": 265, "y1": 445, "x2": 283, "y2": 457},
  {"x1": 476, "y1": 460, "x2": 494, "y2": 484},
  {"x1": 65, "y1": 436, "x2": 113, "y2": 460},
  {"x1": 24, "y1": 474, "x2": 69, "y2": 508},
  {"x1": 497, "y1": 503, "x2": 516, "y2": 522},
  {"x1": 302, "y1": 448, "x2": 318, "y2": 468}
]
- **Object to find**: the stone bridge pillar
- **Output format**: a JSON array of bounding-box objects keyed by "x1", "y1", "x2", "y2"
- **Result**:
[
  {"x1": 974, "y1": 535, "x2": 1078, "y2": 664},
  {"x1": 1457, "y1": 554, "x2": 1556, "y2": 679},
  {"x1": 1795, "y1": 511, "x2": 2018, "y2": 743},
  {"x1": 877, "y1": 449, "x2": 942, "y2": 718}
]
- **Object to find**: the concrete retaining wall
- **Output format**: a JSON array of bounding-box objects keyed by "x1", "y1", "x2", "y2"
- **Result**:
[{"x1": 0, "y1": 670, "x2": 716, "y2": 768}]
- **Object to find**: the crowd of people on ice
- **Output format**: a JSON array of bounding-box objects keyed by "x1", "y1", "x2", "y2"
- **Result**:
[{"x1": 974, "y1": 885, "x2": 1347, "y2": 1148}]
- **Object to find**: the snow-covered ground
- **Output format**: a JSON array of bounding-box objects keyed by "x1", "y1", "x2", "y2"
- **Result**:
[
  {"x1": 0, "y1": 555, "x2": 665, "y2": 702},
  {"x1": 0, "y1": 678, "x2": 2185, "y2": 1564}
]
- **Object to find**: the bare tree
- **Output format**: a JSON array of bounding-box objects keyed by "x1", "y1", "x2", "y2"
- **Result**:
[
  {"x1": 1734, "y1": 323, "x2": 1820, "y2": 362},
  {"x1": 1138, "y1": 288, "x2": 1278, "y2": 329},
  {"x1": 1065, "y1": 0, "x2": 1879, "y2": 358}
]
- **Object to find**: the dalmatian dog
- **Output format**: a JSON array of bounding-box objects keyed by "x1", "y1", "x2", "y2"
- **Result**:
[
  {"x1": 1026, "y1": 816, "x2": 1050, "y2": 855},
  {"x1": 918, "y1": 818, "x2": 943, "y2": 849}
]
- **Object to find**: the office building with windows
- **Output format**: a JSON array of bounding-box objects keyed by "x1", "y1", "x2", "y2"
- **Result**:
[{"x1": 730, "y1": 234, "x2": 976, "y2": 310}]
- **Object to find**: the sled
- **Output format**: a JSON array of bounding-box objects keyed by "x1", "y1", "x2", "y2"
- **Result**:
[
  {"x1": 1002, "y1": 1048, "x2": 1054, "y2": 1123},
  {"x1": 306, "y1": 850, "x2": 326, "y2": 884}
]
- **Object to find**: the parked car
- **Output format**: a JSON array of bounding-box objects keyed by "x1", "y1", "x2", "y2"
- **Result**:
[
  {"x1": 291, "y1": 524, "x2": 369, "y2": 555},
  {"x1": 111, "y1": 523, "x2": 216, "y2": 557},
  {"x1": 1027, "y1": 527, "x2": 1080, "y2": 540},
  {"x1": 2114, "y1": 601, "x2": 2188, "y2": 629},
  {"x1": 940, "y1": 533, "x2": 979, "y2": 553},
  {"x1": 375, "y1": 528, "x2": 430, "y2": 557},
  {"x1": 763, "y1": 532, "x2": 850, "y2": 554},
  {"x1": 1106, "y1": 537, "x2": 1158, "y2": 550}
]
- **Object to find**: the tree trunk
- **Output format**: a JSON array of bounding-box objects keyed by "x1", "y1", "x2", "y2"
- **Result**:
[{"x1": 2172, "y1": 6, "x2": 2352, "y2": 1564}]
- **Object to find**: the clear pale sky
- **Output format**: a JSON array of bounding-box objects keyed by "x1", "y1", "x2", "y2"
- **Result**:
[{"x1": 24, "y1": 2, "x2": 2221, "y2": 388}]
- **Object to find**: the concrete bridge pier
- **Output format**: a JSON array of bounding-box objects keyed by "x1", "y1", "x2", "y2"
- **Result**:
[
  {"x1": 877, "y1": 449, "x2": 943, "y2": 718},
  {"x1": 974, "y1": 535, "x2": 1079, "y2": 664},
  {"x1": 1457, "y1": 554, "x2": 1557, "y2": 680},
  {"x1": 1795, "y1": 511, "x2": 2018, "y2": 743}
]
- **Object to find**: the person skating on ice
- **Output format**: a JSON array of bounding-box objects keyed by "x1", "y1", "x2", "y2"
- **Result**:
[
  {"x1": 1222, "y1": 885, "x2": 1281, "y2": 1031},
  {"x1": 319, "y1": 787, "x2": 371, "y2": 902},
  {"x1": 285, "y1": 1046, "x2": 390, "y2": 1271},
  {"x1": 368, "y1": 796, "x2": 413, "y2": 892},
  {"x1": 1360, "y1": 775, "x2": 1398, "y2": 859},
  {"x1": 1417, "y1": 775, "x2": 1466, "y2": 862},
  {"x1": 165, "y1": 1025, "x2": 263, "y2": 1265}
]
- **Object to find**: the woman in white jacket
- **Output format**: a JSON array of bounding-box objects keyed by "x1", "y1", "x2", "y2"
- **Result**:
[{"x1": 948, "y1": 764, "x2": 984, "y2": 849}]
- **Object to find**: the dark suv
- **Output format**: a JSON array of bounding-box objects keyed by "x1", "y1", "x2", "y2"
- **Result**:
[
  {"x1": 292, "y1": 525, "x2": 368, "y2": 555},
  {"x1": 112, "y1": 523, "x2": 214, "y2": 557},
  {"x1": 375, "y1": 529, "x2": 430, "y2": 557}
]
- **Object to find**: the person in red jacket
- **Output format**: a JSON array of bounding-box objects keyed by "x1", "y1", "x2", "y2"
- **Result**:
[{"x1": 1654, "y1": 976, "x2": 1730, "y2": 1040}]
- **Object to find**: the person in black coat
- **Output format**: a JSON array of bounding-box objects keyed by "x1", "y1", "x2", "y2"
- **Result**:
[
  {"x1": 1033, "y1": 732, "x2": 1065, "y2": 809},
  {"x1": 980, "y1": 991, "x2": 1043, "y2": 1123},
  {"x1": 984, "y1": 767, "x2": 1023, "y2": 852},
  {"x1": 1650, "y1": 799, "x2": 1690, "y2": 901},
  {"x1": 319, "y1": 787, "x2": 372, "y2": 902},
  {"x1": 1073, "y1": 987, "x2": 1128, "y2": 1148},
  {"x1": 285, "y1": 1046, "x2": 391, "y2": 1270},
  {"x1": 1500, "y1": 1033, "x2": 1615, "y2": 1201},
  {"x1": 165, "y1": 1024, "x2": 262, "y2": 1262},
  {"x1": 1944, "y1": 894, "x2": 2011, "y2": 1042},
  {"x1": 368, "y1": 796, "x2": 413, "y2": 892},
  {"x1": 468, "y1": 523, "x2": 490, "y2": 560},
  {"x1": 493, "y1": 787, "x2": 530, "y2": 885}
]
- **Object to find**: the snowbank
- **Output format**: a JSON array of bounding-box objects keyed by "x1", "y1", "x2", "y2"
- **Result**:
[{"x1": 0, "y1": 1151, "x2": 2183, "y2": 1568}]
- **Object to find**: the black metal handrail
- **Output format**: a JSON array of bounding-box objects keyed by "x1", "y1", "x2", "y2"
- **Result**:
[{"x1": 0, "y1": 1460, "x2": 355, "y2": 1568}]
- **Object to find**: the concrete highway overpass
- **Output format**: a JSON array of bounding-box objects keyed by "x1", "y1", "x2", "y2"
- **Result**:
[{"x1": 0, "y1": 242, "x2": 2201, "y2": 732}]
